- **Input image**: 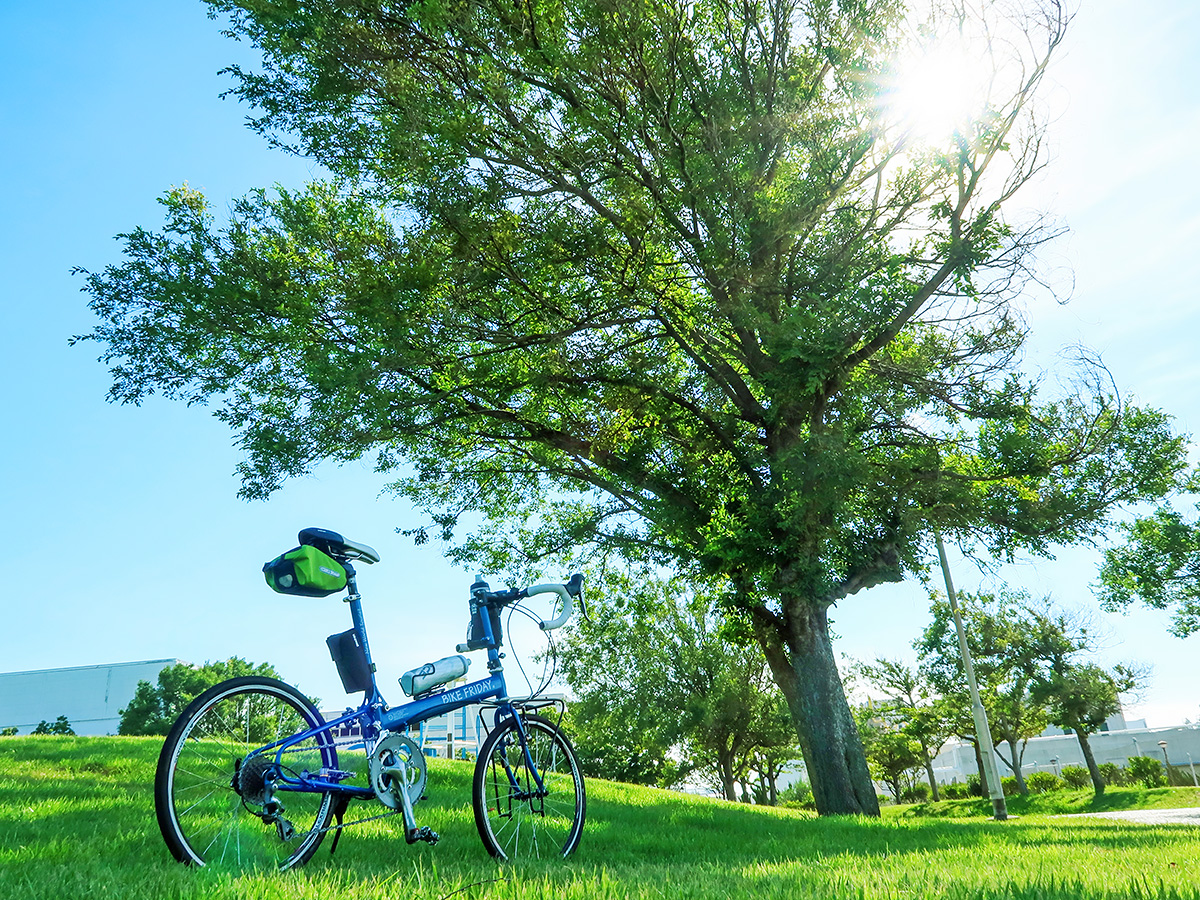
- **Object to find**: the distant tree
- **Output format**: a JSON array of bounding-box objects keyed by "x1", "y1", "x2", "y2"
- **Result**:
[
  {"x1": 853, "y1": 657, "x2": 950, "y2": 800},
  {"x1": 857, "y1": 706, "x2": 924, "y2": 804},
  {"x1": 1001, "y1": 596, "x2": 1147, "y2": 797},
  {"x1": 557, "y1": 568, "x2": 797, "y2": 802},
  {"x1": 744, "y1": 693, "x2": 803, "y2": 806},
  {"x1": 118, "y1": 657, "x2": 281, "y2": 736},
  {"x1": 0, "y1": 727, "x2": 17, "y2": 737},
  {"x1": 32, "y1": 716, "x2": 75, "y2": 736},
  {"x1": 917, "y1": 591, "x2": 1051, "y2": 794},
  {"x1": 1030, "y1": 659, "x2": 1141, "y2": 797},
  {"x1": 564, "y1": 696, "x2": 681, "y2": 788}
]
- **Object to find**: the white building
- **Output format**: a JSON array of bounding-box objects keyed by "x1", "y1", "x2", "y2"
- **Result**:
[
  {"x1": 0, "y1": 659, "x2": 181, "y2": 735},
  {"x1": 931, "y1": 713, "x2": 1200, "y2": 786}
]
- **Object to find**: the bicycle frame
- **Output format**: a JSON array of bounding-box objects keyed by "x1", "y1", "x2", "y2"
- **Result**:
[{"x1": 257, "y1": 562, "x2": 546, "y2": 801}]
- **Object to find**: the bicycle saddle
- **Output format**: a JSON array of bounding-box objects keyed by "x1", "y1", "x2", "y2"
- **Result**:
[{"x1": 298, "y1": 527, "x2": 381, "y2": 564}]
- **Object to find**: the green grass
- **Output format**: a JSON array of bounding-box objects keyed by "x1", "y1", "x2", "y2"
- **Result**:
[
  {"x1": 2, "y1": 736, "x2": 1200, "y2": 900},
  {"x1": 895, "y1": 786, "x2": 1200, "y2": 819}
]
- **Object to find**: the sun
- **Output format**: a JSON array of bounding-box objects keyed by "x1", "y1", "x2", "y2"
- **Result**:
[{"x1": 883, "y1": 38, "x2": 996, "y2": 146}]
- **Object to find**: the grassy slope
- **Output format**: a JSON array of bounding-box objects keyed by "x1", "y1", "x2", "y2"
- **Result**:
[{"x1": 1, "y1": 736, "x2": 1199, "y2": 900}]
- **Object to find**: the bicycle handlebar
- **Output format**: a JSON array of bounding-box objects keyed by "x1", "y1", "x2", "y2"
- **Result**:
[{"x1": 524, "y1": 583, "x2": 575, "y2": 631}]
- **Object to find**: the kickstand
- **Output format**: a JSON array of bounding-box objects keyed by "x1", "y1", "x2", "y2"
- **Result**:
[{"x1": 329, "y1": 795, "x2": 352, "y2": 855}]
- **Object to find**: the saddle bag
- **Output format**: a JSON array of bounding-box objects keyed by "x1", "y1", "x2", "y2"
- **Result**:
[{"x1": 263, "y1": 545, "x2": 348, "y2": 597}]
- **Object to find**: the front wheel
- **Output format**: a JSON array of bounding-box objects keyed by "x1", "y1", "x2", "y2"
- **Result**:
[
  {"x1": 472, "y1": 713, "x2": 585, "y2": 860},
  {"x1": 154, "y1": 676, "x2": 336, "y2": 870}
]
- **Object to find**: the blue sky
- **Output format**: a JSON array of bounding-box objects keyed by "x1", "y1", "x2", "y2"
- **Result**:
[{"x1": 1, "y1": 1, "x2": 1198, "y2": 726}]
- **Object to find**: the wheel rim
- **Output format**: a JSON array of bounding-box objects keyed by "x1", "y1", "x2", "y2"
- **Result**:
[
  {"x1": 479, "y1": 720, "x2": 582, "y2": 860},
  {"x1": 165, "y1": 686, "x2": 332, "y2": 869}
]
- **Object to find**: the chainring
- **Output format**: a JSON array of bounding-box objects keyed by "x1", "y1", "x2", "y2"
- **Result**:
[{"x1": 368, "y1": 734, "x2": 427, "y2": 810}]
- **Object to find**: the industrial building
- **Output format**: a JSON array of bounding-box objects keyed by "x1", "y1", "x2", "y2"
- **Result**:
[
  {"x1": 0, "y1": 659, "x2": 181, "y2": 735},
  {"x1": 0, "y1": 658, "x2": 553, "y2": 758}
]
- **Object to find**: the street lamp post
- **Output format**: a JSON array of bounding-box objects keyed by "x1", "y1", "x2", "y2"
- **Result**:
[
  {"x1": 1159, "y1": 741, "x2": 1171, "y2": 786},
  {"x1": 935, "y1": 532, "x2": 1007, "y2": 821},
  {"x1": 1050, "y1": 757, "x2": 1059, "y2": 777}
]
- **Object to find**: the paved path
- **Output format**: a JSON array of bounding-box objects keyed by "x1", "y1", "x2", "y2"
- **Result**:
[{"x1": 1061, "y1": 808, "x2": 1200, "y2": 825}]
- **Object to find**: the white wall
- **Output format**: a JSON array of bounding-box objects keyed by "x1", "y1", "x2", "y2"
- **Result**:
[
  {"x1": 932, "y1": 724, "x2": 1200, "y2": 785},
  {"x1": 0, "y1": 659, "x2": 181, "y2": 735}
]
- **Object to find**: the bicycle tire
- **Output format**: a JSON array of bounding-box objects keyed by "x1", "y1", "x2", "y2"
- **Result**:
[
  {"x1": 154, "y1": 676, "x2": 336, "y2": 870},
  {"x1": 471, "y1": 712, "x2": 585, "y2": 860}
]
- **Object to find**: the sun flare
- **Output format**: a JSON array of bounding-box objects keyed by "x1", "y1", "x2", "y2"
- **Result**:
[{"x1": 884, "y1": 40, "x2": 995, "y2": 145}]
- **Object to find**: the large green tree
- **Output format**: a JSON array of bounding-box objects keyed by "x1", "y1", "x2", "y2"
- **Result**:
[
  {"x1": 1097, "y1": 489, "x2": 1200, "y2": 638},
  {"x1": 75, "y1": 0, "x2": 1188, "y2": 814}
]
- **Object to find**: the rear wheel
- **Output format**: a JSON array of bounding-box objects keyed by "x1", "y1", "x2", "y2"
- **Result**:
[
  {"x1": 472, "y1": 713, "x2": 585, "y2": 860},
  {"x1": 154, "y1": 676, "x2": 336, "y2": 870}
]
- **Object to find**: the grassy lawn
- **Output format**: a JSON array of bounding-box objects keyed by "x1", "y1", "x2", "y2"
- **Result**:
[
  {"x1": 2, "y1": 736, "x2": 1200, "y2": 900},
  {"x1": 894, "y1": 786, "x2": 1200, "y2": 819}
]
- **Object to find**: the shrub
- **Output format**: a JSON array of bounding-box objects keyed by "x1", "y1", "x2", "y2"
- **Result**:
[
  {"x1": 1098, "y1": 762, "x2": 1124, "y2": 786},
  {"x1": 32, "y1": 716, "x2": 75, "y2": 736},
  {"x1": 777, "y1": 780, "x2": 815, "y2": 810},
  {"x1": 1127, "y1": 756, "x2": 1165, "y2": 787},
  {"x1": 967, "y1": 774, "x2": 982, "y2": 797},
  {"x1": 1061, "y1": 765, "x2": 1091, "y2": 789},
  {"x1": 942, "y1": 781, "x2": 969, "y2": 799},
  {"x1": 1026, "y1": 771, "x2": 1063, "y2": 793},
  {"x1": 900, "y1": 782, "x2": 931, "y2": 804},
  {"x1": 1001, "y1": 776, "x2": 1020, "y2": 796}
]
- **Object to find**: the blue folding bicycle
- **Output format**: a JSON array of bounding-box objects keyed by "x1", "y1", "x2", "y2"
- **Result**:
[{"x1": 153, "y1": 527, "x2": 586, "y2": 869}]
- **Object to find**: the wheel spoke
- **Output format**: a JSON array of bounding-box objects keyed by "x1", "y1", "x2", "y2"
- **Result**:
[
  {"x1": 156, "y1": 678, "x2": 335, "y2": 871},
  {"x1": 472, "y1": 715, "x2": 584, "y2": 861}
]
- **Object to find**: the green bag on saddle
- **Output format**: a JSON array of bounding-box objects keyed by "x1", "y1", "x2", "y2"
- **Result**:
[{"x1": 262, "y1": 545, "x2": 348, "y2": 597}]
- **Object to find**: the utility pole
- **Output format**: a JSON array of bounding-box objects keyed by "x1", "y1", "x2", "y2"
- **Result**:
[{"x1": 935, "y1": 532, "x2": 1008, "y2": 821}]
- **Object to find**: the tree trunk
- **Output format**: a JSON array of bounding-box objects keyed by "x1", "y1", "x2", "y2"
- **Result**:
[
  {"x1": 922, "y1": 757, "x2": 941, "y2": 801},
  {"x1": 754, "y1": 601, "x2": 881, "y2": 816},
  {"x1": 1073, "y1": 727, "x2": 1105, "y2": 797},
  {"x1": 717, "y1": 750, "x2": 738, "y2": 802},
  {"x1": 971, "y1": 739, "x2": 988, "y2": 795},
  {"x1": 996, "y1": 739, "x2": 1029, "y2": 794}
]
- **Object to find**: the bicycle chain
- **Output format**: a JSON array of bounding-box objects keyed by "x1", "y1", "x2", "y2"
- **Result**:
[
  {"x1": 297, "y1": 732, "x2": 409, "y2": 837},
  {"x1": 312, "y1": 806, "x2": 402, "y2": 836}
]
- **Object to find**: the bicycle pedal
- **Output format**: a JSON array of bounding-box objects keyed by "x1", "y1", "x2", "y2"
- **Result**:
[{"x1": 406, "y1": 826, "x2": 439, "y2": 845}]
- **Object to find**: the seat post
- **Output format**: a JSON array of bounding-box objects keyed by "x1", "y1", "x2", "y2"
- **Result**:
[{"x1": 342, "y1": 562, "x2": 381, "y2": 699}]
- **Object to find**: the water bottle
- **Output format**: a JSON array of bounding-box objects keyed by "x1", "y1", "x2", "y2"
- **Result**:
[{"x1": 400, "y1": 654, "x2": 471, "y2": 697}]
